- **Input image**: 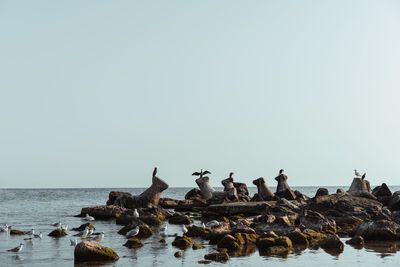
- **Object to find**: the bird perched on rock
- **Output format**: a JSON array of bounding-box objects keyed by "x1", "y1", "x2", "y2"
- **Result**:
[
  {"x1": 75, "y1": 226, "x2": 89, "y2": 239},
  {"x1": 34, "y1": 232, "x2": 42, "y2": 239},
  {"x1": 126, "y1": 226, "x2": 140, "y2": 238},
  {"x1": 61, "y1": 224, "x2": 68, "y2": 232},
  {"x1": 182, "y1": 225, "x2": 188, "y2": 235},
  {"x1": 192, "y1": 169, "x2": 211, "y2": 178},
  {"x1": 206, "y1": 220, "x2": 220, "y2": 228},
  {"x1": 361, "y1": 173, "x2": 366, "y2": 180},
  {"x1": 84, "y1": 214, "x2": 95, "y2": 221},
  {"x1": 354, "y1": 169, "x2": 361, "y2": 177},
  {"x1": 70, "y1": 238, "x2": 78, "y2": 246},
  {"x1": 279, "y1": 169, "x2": 284, "y2": 175},
  {"x1": 52, "y1": 221, "x2": 62, "y2": 228},
  {"x1": 133, "y1": 208, "x2": 139, "y2": 219},
  {"x1": 8, "y1": 243, "x2": 23, "y2": 253},
  {"x1": 0, "y1": 224, "x2": 10, "y2": 232},
  {"x1": 160, "y1": 225, "x2": 168, "y2": 238},
  {"x1": 90, "y1": 232, "x2": 104, "y2": 243},
  {"x1": 87, "y1": 228, "x2": 94, "y2": 237},
  {"x1": 201, "y1": 223, "x2": 206, "y2": 229}
]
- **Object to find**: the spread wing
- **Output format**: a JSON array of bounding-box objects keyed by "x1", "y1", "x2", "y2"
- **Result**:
[
  {"x1": 192, "y1": 172, "x2": 201, "y2": 176},
  {"x1": 203, "y1": 170, "x2": 211, "y2": 175}
]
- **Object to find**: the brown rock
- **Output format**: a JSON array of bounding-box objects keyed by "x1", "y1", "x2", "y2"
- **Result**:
[{"x1": 74, "y1": 241, "x2": 119, "y2": 263}]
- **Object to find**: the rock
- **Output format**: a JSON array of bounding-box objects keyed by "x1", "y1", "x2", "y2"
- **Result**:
[
  {"x1": 372, "y1": 183, "x2": 392, "y2": 197},
  {"x1": 48, "y1": 229, "x2": 67, "y2": 237},
  {"x1": 256, "y1": 236, "x2": 292, "y2": 250},
  {"x1": 137, "y1": 225, "x2": 153, "y2": 238},
  {"x1": 346, "y1": 235, "x2": 364, "y2": 247},
  {"x1": 217, "y1": 234, "x2": 241, "y2": 251},
  {"x1": 388, "y1": 195, "x2": 400, "y2": 212},
  {"x1": 174, "y1": 251, "x2": 183, "y2": 258},
  {"x1": 285, "y1": 229, "x2": 309, "y2": 246},
  {"x1": 221, "y1": 176, "x2": 239, "y2": 201},
  {"x1": 348, "y1": 178, "x2": 371, "y2": 193},
  {"x1": 196, "y1": 176, "x2": 216, "y2": 200},
  {"x1": 354, "y1": 219, "x2": 400, "y2": 241},
  {"x1": 123, "y1": 237, "x2": 143, "y2": 248},
  {"x1": 74, "y1": 241, "x2": 119, "y2": 263},
  {"x1": 252, "y1": 177, "x2": 276, "y2": 201},
  {"x1": 299, "y1": 210, "x2": 336, "y2": 233},
  {"x1": 186, "y1": 225, "x2": 211, "y2": 239},
  {"x1": 169, "y1": 214, "x2": 193, "y2": 225},
  {"x1": 234, "y1": 233, "x2": 259, "y2": 245},
  {"x1": 185, "y1": 188, "x2": 202, "y2": 200},
  {"x1": 79, "y1": 205, "x2": 128, "y2": 220},
  {"x1": 72, "y1": 223, "x2": 95, "y2": 231},
  {"x1": 205, "y1": 201, "x2": 272, "y2": 216},
  {"x1": 320, "y1": 234, "x2": 344, "y2": 250},
  {"x1": 116, "y1": 216, "x2": 142, "y2": 226},
  {"x1": 140, "y1": 215, "x2": 165, "y2": 226},
  {"x1": 10, "y1": 230, "x2": 24, "y2": 235},
  {"x1": 294, "y1": 190, "x2": 309, "y2": 201},
  {"x1": 172, "y1": 236, "x2": 193, "y2": 249},
  {"x1": 192, "y1": 242, "x2": 205, "y2": 250},
  {"x1": 198, "y1": 260, "x2": 212, "y2": 264},
  {"x1": 159, "y1": 198, "x2": 180, "y2": 209},
  {"x1": 315, "y1": 188, "x2": 329, "y2": 197},
  {"x1": 204, "y1": 251, "x2": 229, "y2": 262},
  {"x1": 233, "y1": 182, "x2": 249, "y2": 196},
  {"x1": 275, "y1": 174, "x2": 296, "y2": 200},
  {"x1": 106, "y1": 191, "x2": 132, "y2": 206},
  {"x1": 336, "y1": 189, "x2": 345, "y2": 194}
]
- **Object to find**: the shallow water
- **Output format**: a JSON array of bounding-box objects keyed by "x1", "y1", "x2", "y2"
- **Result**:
[{"x1": 0, "y1": 186, "x2": 400, "y2": 267}]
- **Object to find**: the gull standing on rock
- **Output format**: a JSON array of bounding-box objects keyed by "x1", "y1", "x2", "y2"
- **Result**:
[
  {"x1": 354, "y1": 169, "x2": 361, "y2": 177},
  {"x1": 75, "y1": 226, "x2": 89, "y2": 239},
  {"x1": 126, "y1": 226, "x2": 140, "y2": 238},
  {"x1": 133, "y1": 209, "x2": 139, "y2": 219},
  {"x1": 0, "y1": 224, "x2": 10, "y2": 232},
  {"x1": 84, "y1": 214, "x2": 95, "y2": 221},
  {"x1": 206, "y1": 220, "x2": 220, "y2": 228},
  {"x1": 90, "y1": 232, "x2": 104, "y2": 243},
  {"x1": 8, "y1": 243, "x2": 24, "y2": 254},
  {"x1": 182, "y1": 225, "x2": 188, "y2": 235}
]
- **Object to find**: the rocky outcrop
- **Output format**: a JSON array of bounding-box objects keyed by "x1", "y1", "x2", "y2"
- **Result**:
[
  {"x1": 205, "y1": 201, "x2": 272, "y2": 216},
  {"x1": 315, "y1": 188, "x2": 329, "y2": 197},
  {"x1": 221, "y1": 177, "x2": 238, "y2": 201},
  {"x1": 348, "y1": 177, "x2": 371, "y2": 193},
  {"x1": 74, "y1": 241, "x2": 119, "y2": 263},
  {"x1": 353, "y1": 219, "x2": 400, "y2": 241},
  {"x1": 252, "y1": 177, "x2": 276, "y2": 201},
  {"x1": 274, "y1": 174, "x2": 296, "y2": 200},
  {"x1": 106, "y1": 191, "x2": 132, "y2": 206},
  {"x1": 184, "y1": 188, "x2": 202, "y2": 200},
  {"x1": 195, "y1": 176, "x2": 216, "y2": 200},
  {"x1": 79, "y1": 205, "x2": 128, "y2": 219}
]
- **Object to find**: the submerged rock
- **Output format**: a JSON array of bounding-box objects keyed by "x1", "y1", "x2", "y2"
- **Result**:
[
  {"x1": 346, "y1": 235, "x2": 364, "y2": 247},
  {"x1": 204, "y1": 251, "x2": 229, "y2": 262},
  {"x1": 354, "y1": 219, "x2": 400, "y2": 241},
  {"x1": 48, "y1": 229, "x2": 67, "y2": 238},
  {"x1": 74, "y1": 241, "x2": 119, "y2": 263},
  {"x1": 192, "y1": 242, "x2": 205, "y2": 250},
  {"x1": 172, "y1": 236, "x2": 193, "y2": 249},
  {"x1": 72, "y1": 223, "x2": 95, "y2": 232},
  {"x1": 174, "y1": 251, "x2": 183, "y2": 258},
  {"x1": 123, "y1": 237, "x2": 143, "y2": 248},
  {"x1": 320, "y1": 234, "x2": 344, "y2": 250}
]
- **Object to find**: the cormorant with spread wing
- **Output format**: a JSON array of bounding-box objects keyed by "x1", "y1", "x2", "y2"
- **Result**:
[{"x1": 192, "y1": 169, "x2": 211, "y2": 178}]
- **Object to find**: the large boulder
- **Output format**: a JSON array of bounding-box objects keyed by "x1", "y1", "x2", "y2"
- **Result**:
[
  {"x1": 372, "y1": 183, "x2": 392, "y2": 197},
  {"x1": 106, "y1": 191, "x2": 132, "y2": 206},
  {"x1": 354, "y1": 220, "x2": 400, "y2": 241},
  {"x1": 252, "y1": 177, "x2": 276, "y2": 201},
  {"x1": 79, "y1": 205, "x2": 128, "y2": 220},
  {"x1": 348, "y1": 178, "x2": 371, "y2": 193},
  {"x1": 274, "y1": 174, "x2": 296, "y2": 200},
  {"x1": 74, "y1": 241, "x2": 119, "y2": 263}
]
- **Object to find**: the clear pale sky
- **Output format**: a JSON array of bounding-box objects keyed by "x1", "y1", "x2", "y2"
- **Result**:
[{"x1": 1, "y1": 1, "x2": 400, "y2": 188}]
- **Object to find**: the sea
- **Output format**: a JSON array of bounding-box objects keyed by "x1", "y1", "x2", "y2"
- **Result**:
[{"x1": 1, "y1": 186, "x2": 400, "y2": 267}]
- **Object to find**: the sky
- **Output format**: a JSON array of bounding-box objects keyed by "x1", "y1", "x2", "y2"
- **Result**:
[{"x1": 1, "y1": 1, "x2": 400, "y2": 188}]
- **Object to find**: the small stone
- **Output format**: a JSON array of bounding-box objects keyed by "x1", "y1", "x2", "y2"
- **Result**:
[
  {"x1": 204, "y1": 251, "x2": 229, "y2": 262},
  {"x1": 123, "y1": 237, "x2": 143, "y2": 248},
  {"x1": 48, "y1": 229, "x2": 67, "y2": 237},
  {"x1": 198, "y1": 260, "x2": 212, "y2": 264},
  {"x1": 192, "y1": 242, "x2": 204, "y2": 250},
  {"x1": 174, "y1": 251, "x2": 182, "y2": 258}
]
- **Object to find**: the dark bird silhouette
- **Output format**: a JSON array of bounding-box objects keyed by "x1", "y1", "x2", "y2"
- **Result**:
[
  {"x1": 153, "y1": 167, "x2": 157, "y2": 177},
  {"x1": 229, "y1": 172, "x2": 234, "y2": 178},
  {"x1": 361, "y1": 173, "x2": 366, "y2": 180},
  {"x1": 192, "y1": 169, "x2": 211, "y2": 178},
  {"x1": 279, "y1": 169, "x2": 284, "y2": 175}
]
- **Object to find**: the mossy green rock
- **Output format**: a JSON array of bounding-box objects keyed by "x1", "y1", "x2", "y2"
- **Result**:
[
  {"x1": 74, "y1": 241, "x2": 119, "y2": 263},
  {"x1": 48, "y1": 229, "x2": 67, "y2": 237},
  {"x1": 204, "y1": 251, "x2": 229, "y2": 262},
  {"x1": 234, "y1": 233, "x2": 259, "y2": 245},
  {"x1": 186, "y1": 225, "x2": 211, "y2": 238},
  {"x1": 10, "y1": 230, "x2": 24, "y2": 235},
  {"x1": 346, "y1": 235, "x2": 364, "y2": 247},
  {"x1": 139, "y1": 215, "x2": 165, "y2": 226},
  {"x1": 123, "y1": 237, "x2": 143, "y2": 248},
  {"x1": 72, "y1": 223, "x2": 95, "y2": 231},
  {"x1": 286, "y1": 230, "x2": 309, "y2": 246},
  {"x1": 169, "y1": 215, "x2": 193, "y2": 225},
  {"x1": 217, "y1": 234, "x2": 241, "y2": 251},
  {"x1": 256, "y1": 237, "x2": 292, "y2": 250},
  {"x1": 320, "y1": 234, "x2": 344, "y2": 250},
  {"x1": 137, "y1": 225, "x2": 153, "y2": 238},
  {"x1": 172, "y1": 236, "x2": 193, "y2": 249},
  {"x1": 174, "y1": 251, "x2": 183, "y2": 258},
  {"x1": 192, "y1": 242, "x2": 205, "y2": 250}
]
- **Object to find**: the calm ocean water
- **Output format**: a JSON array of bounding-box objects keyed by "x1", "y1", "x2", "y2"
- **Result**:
[{"x1": 1, "y1": 186, "x2": 400, "y2": 267}]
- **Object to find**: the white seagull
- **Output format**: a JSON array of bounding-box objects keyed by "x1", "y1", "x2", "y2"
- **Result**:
[
  {"x1": 84, "y1": 214, "x2": 95, "y2": 221},
  {"x1": 91, "y1": 232, "x2": 104, "y2": 243},
  {"x1": 160, "y1": 225, "x2": 168, "y2": 238},
  {"x1": 77, "y1": 226, "x2": 89, "y2": 239},
  {"x1": 52, "y1": 221, "x2": 62, "y2": 228},
  {"x1": 70, "y1": 238, "x2": 78, "y2": 246},
  {"x1": 126, "y1": 226, "x2": 140, "y2": 238},
  {"x1": 34, "y1": 232, "x2": 42, "y2": 239},
  {"x1": 0, "y1": 224, "x2": 10, "y2": 232},
  {"x1": 354, "y1": 169, "x2": 361, "y2": 177},
  {"x1": 182, "y1": 225, "x2": 188, "y2": 235},
  {"x1": 206, "y1": 220, "x2": 220, "y2": 228},
  {"x1": 25, "y1": 229, "x2": 35, "y2": 237},
  {"x1": 201, "y1": 222, "x2": 206, "y2": 229},
  {"x1": 8, "y1": 243, "x2": 24, "y2": 253},
  {"x1": 133, "y1": 209, "x2": 139, "y2": 219},
  {"x1": 61, "y1": 224, "x2": 68, "y2": 232}
]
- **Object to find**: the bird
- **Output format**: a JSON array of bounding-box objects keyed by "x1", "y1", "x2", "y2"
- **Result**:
[
  {"x1": 361, "y1": 173, "x2": 366, "y2": 180},
  {"x1": 70, "y1": 238, "x2": 78, "y2": 246},
  {"x1": 182, "y1": 225, "x2": 188, "y2": 235},
  {"x1": 25, "y1": 229, "x2": 34, "y2": 237},
  {"x1": 126, "y1": 226, "x2": 140, "y2": 238},
  {"x1": 160, "y1": 225, "x2": 168, "y2": 238},
  {"x1": 206, "y1": 220, "x2": 220, "y2": 228},
  {"x1": 84, "y1": 214, "x2": 95, "y2": 221},
  {"x1": 76, "y1": 226, "x2": 89, "y2": 239},
  {"x1": 34, "y1": 232, "x2": 42, "y2": 239},
  {"x1": 153, "y1": 167, "x2": 158, "y2": 177},
  {"x1": 229, "y1": 172, "x2": 234, "y2": 179},
  {"x1": 0, "y1": 224, "x2": 10, "y2": 232},
  {"x1": 90, "y1": 232, "x2": 104, "y2": 243},
  {"x1": 8, "y1": 243, "x2": 24, "y2": 253},
  {"x1": 354, "y1": 169, "x2": 361, "y2": 177},
  {"x1": 52, "y1": 221, "x2": 62, "y2": 228},
  {"x1": 61, "y1": 224, "x2": 68, "y2": 232},
  {"x1": 279, "y1": 169, "x2": 284, "y2": 175},
  {"x1": 192, "y1": 169, "x2": 211, "y2": 178},
  {"x1": 133, "y1": 208, "x2": 139, "y2": 219},
  {"x1": 87, "y1": 228, "x2": 94, "y2": 237}
]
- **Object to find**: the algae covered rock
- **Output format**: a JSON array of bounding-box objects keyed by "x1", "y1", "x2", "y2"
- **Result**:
[
  {"x1": 186, "y1": 225, "x2": 211, "y2": 238},
  {"x1": 48, "y1": 228, "x2": 67, "y2": 238},
  {"x1": 123, "y1": 237, "x2": 143, "y2": 248},
  {"x1": 204, "y1": 251, "x2": 229, "y2": 262},
  {"x1": 140, "y1": 215, "x2": 165, "y2": 226},
  {"x1": 257, "y1": 236, "x2": 292, "y2": 250},
  {"x1": 320, "y1": 234, "x2": 344, "y2": 250},
  {"x1": 174, "y1": 251, "x2": 183, "y2": 258},
  {"x1": 234, "y1": 233, "x2": 258, "y2": 245},
  {"x1": 192, "y1": 242, "x2": 205, "y2": 250},
  {"x1": 217, "y1": 234, "x2": 241, "y2": 251},
  {"x1": 137, "y1": 225, "x2": 153, "y2": 238},
  {"x1": 285, "y1": 229, "x2": 309, "y2": 246},
  {"x1": 354, "y1": 220, "x2": 400, "y2": 241},
  {"x1": 169, "y1": 214, "x2": 194, "y2": 225},
  {"x1": 72, "y1": 223, "x2": 95, "y2": 231},
  {"x1": 346, "y1": 235, "x2": 364, "y2": 247},
  {"x1": 10, "y1": 230, "x2": 24, "y2": 235},
  {"x1": 74, "y1": 241, "x2": 119, "y2": 263},
  {"x1": 172, "y1": 236, "x2": 193, "y2": 249}
]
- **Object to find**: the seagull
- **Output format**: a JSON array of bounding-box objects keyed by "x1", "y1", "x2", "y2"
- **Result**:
[
  {"x1": 279, "y1": 169, "x2": 284, "y2": 175},
  {"x1": 84, "y1": 214, "x2": 95, "y2": 221},
  {"x1": 201, "y1": 223, "x2": 206, "y2": 229},
  {"x1": 76, "y1": 226, "x2": 89, "y2": 239},
  {"x1": 52, "y1": 221, "x2": 62, "y2": 228},
  {"x1": 160, "y1": 225, "x2": 168, "y2": 238},
  {"x1": 354, "y1": 169, "x2": 361, "y2": 177},
  {"x1": 8, "y1": 243, "x2": 24, "y2": 253},
  {"x1": 61, "y1": 224, "x2": 68, "y2": 232},
  {"x1": 361, "y1": 173, "x2": 366, "y2": 180},
  {"x1": 206, "y1": 220, "x2": 220, "y2": 228},
  {"x1": 34, "y1": 232, "x2": 42, "y2": 239},
  {"x1": 25, "y1": 229, "x2": 34, "y2": 237},
  {"x1": 182, "y1": 225, "x2": 188, "y2": 235},
  {"x1": 133, "y1": 209, "x2": 139, "y2": 219},
  {"x1": 126, "y1": 226, "x2": 140, "y2": 238},
  {"x1": 70, "y1": 238, "x2": 78, "y2": 246},
  {"x1": 90, "y1": 232, "x2": 104, "y2": 243},
  {"x1": 0, "y1": 224, "x2": 10, "y2": 232}
]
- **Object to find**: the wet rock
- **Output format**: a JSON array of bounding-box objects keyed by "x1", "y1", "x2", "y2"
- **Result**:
[
  {"x1": 169, "y1": 214, "x2": 193, "y2": 225},
  {"x1": 234, "y1": 233, "x2": 259, "y2": 245},
  {"x1": 303, "y1": 229, "x2": 328, "y2": 245},
  {"x1": 354, "y1": 219, "x2": 400, "y2": 241},
  {"x1": 192, "y1": 242, "x2": 205, "y2": 250},
  {"x1": 348, "y1": 177, "x2": 371, "y2": 193},
  {"x1": 205, "y1": 201, "x2": 272, "y2": 216},
  {"x1": 74, "y1": 241, "x2": 119, "y2": 263},
  {"x1": 123, "y1": 237, "x2": 143, "y2": 248},
  {"x1": 137, "y1": 225, "x2": 153, "y2": 238},
  {"x1": 79, "y1": 205, "x2": 128, "y2": 220},
  {"x1": 198, "y1": 260, "x2": 212, "y2": 264},
  {"x1": 320, "y1": 234, "x2": 344, "y2": 250},
  {"x1": 186, "y1": 225, "x2": 211, "y2": 239},
  {"x1": 217, "y1": 234, "x2": 241, "y2": 251},
  {"x1": 372, "y1": 183, "x2": 392, "y2": 197},
  {"x1": 140, "y1": 215, "x2": 165, "y2": 226},
  {"x1": 185, "y1": 188, "x2": 202, "y2": 200},
  {"x1": 10, "y1": 230, "x2": 24, "y2": 235},
  {"x1": 315, "y1": 188, "x2": 329, "y2": 197},
  {"x1": 346, "y1": 235, "x2": 364, "y2": 247},
  {"x1": 256, "y1": 236, "x2": 292, "y2": 250},
  {"x1": 48, "y1": 228, "x2": 67, "y2": 237},
  {"x1": 174, "y1": 251, "x2": 183, "y2": 258},
  {"x1": 299, "y1": 210, "x2": 336, "y2": 233},
  {"x1": 204, "y1": 251, "x2": 229, "y2": 262},
  {"x1": 285, "y1": 229, "x2": 309, "y2": 246},
  {"x1": 72, "y1": 223, "x2": 95, "y2": 231},
  {"x1": 172, "y1": 236, "x2": 193, "y2": 249},
  {"x1": 106, "y1": 191, "x2": 132, "y2": 206}
]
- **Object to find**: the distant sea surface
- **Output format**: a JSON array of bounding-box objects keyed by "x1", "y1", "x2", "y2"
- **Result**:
[{"x1": 1, "y1": 186, "x2": 400, "y2": 267}]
